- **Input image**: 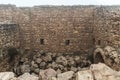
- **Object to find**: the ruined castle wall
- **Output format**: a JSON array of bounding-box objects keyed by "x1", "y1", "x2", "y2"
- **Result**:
[
  {"x1": 0, "y1": 24, "x2": 19, "y2": 49},
  {"x1": 0, "y1": 5, "x2": 95, "y2": 52},
  {"x1": 0, "y1": 5, "x2": 30, "y2": 49},
  {"x1": 93, "y1": 6, "x2": 120, "y2": 48},
  {"x1": 0, "y1": 5, "x2": 20, "y2": 49},
  {"x1": 0, "y1": 5, "x2": 120, "y2": 52},
  {"x1": 27, "y1": 6, "x2": 95, "y2": 52}
]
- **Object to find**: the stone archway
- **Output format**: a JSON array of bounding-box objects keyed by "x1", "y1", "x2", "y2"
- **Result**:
[
  {"x1": 94, "y1": 52, "x2": 105, "y2": 63},
  {"x1": 93, "y1": 47, "x2": 105, "y2": 64}
]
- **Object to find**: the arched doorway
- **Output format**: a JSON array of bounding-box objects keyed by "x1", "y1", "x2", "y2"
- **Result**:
[{"x1": 94, "y1": 52, "x2": 105, "y2": 64}]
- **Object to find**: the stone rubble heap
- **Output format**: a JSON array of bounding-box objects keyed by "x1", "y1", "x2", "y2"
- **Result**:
[
  {"x1": 94, "y1": 46, "x2": 120, "y2": 70},
  {"x1": 12, "y1": 51, "x2": 92, "y2": 76},
  {"x1": 0, "y1": 63, "x2": 119, "y2": 80},
  {"x1": 76, "y1": 63, "x2": 120, "y2": 80}
]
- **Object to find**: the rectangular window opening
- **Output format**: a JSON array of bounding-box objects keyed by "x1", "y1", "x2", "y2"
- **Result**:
[
  {"x1": 93, "y1": 38, "x2": 95, "y2": 45},
  {"x1": 98, "y1": 40, "x2": 101, "y2": 45},
  {"x1": 40, "y1": 38, "x2": 44, "y2": 45},
  {"x1": 65, "y1": 40, "x2": 70, "y2": 45}
]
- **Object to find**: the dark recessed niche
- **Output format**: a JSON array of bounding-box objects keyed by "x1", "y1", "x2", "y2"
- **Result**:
[
  {"x1": 65, "y1": 40, "x2": 70, "y2": 45},
  {"x1": 40, "y1": 38, "x2": 44, "y2": 45},
  {"x1": 93, "y1": 38, "x2": 95, "y2": 45},
  {"x1": 98, "y1": 40, "x2": 101, "y2": 45}
]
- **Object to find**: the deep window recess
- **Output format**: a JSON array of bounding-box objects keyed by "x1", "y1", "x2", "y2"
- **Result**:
[
  {"x1": 40, "y1": 39, "x2": 44, "y2": 45},
  {"x1": 107, "y1": 41, "x2": 110, "y2": 44},
  {"x1": 93, "y1": 38, "x2": 95, "y2": 45},
  {"x1": 98, "y1": 40, "x2": 101, "y2": 45},
  {"x1": 65, "y1": 40, "x2": 70, "y2": 45}
]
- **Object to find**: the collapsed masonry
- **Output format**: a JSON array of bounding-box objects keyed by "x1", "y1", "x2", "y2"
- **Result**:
[
  {"x1": 0, "y1": 5, "x2": 119, "y2": 76},
  {"x1": 94, "y1": 46, "x2": 120, "y2": 71}
]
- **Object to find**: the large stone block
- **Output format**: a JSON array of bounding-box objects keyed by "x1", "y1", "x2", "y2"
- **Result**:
[{"x1": 76, "y1": 70, "x2": 93, "y2": 80}]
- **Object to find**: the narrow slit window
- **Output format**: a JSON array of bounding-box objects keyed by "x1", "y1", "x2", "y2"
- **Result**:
[
  {"x1": 65, "y1": 40, "x2": 70, "y2": 45},
  {"x1": 93, "y1": 38, "x2": 95, "y2": 45},
  {"x1": 98, "y1": 40, "x2": 101, "y2": 45},
  {"x1": 40, "y1": 38, "x2": 44, "y2": 45}
]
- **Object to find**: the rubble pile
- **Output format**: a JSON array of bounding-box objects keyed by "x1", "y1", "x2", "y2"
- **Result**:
[
  {"x1": 11, "y1": 50, "x2": 92, "y2": 76},
  {"x1": 0, "y1": 46, "x2": 119, "y2": 80},
  {"x1": 76, "y1": 63, "x2": 120, "y2": 80},
  {"x1": 94, "y1": 46, "x2": 120, "y2": 71},
  {"x1": 0, "y1": 63, "x2": 119, "y2": 80}
]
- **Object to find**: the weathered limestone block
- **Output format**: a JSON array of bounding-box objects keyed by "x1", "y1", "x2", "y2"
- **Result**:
[
  {"x1": 0, "y1": 72, "x2": 15, "y2": 80},
  {"x1": 51, "y1": 77, "x2": 57, "y2": 80},
  {"x1": 90, "y1": 63, "x2": 120, "y2": 80},
  {"x1": 18, "y1": 73, "x2": 39, "y2": 80},
  {"x1": 76, "y1": 63, "x2": 120, "y2": 80},
  {"x1": 57, "y1": 71, "x2": 74, "y2": 80},
  {"x1": 39, "y1": 68, "x2": 57, "y2": 80},
  {"x1": 76, "y1": 70, "x2": 93, "y2": 80},
  {"x1": 90, "y1": 63, "x2": 117, "y2": 75}
]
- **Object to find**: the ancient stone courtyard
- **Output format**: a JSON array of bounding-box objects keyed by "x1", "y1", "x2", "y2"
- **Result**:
[{"x1": 0, "y1": 4, "x2": 119, "y2": 80}]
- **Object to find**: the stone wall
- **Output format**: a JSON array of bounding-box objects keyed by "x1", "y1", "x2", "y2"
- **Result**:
[
  {"x1": 0, "y1": 24, "x2": 19, "y2": 49},
  {"x1": 0, "y1": 5, "x2": 120, "y2": 52},
  {"x1": 93, "y1": 6, "x2": 120, "y2": 48},
  {"x1": 27, "y1": 6, "x2": 95, "y2": 52}
]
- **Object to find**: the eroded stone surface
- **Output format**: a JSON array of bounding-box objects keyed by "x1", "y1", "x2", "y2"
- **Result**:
[
  {"x1": 57, "y1": 71, "x2": 74, "y2": 80},
  {"x1": 76, "y1": 70, "x2": 93, "y2": 80},
  {"x1": 94, "y1": 46, "x2": 120, "y2": 70},
  {"x1": 90, "y1": 63, "x2": 120, "y2": 80},
  {"x1": 39, "y1": 68, "x2": 57, "y2": 80},
  {"x1": 0, "y1": 72, "x2": 15, "y2": 80},
  {"x1": 18, "y1": 73, "x2": 39, "y2": 80},
  {"x1": 76, "y1": 63, "x2": 120, "y2": 80}
]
